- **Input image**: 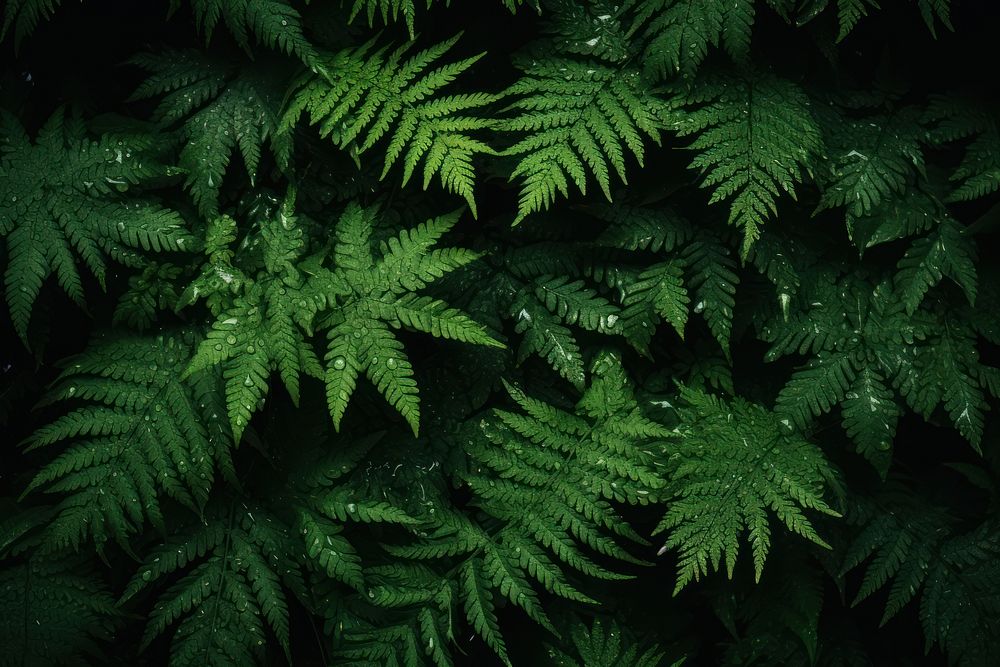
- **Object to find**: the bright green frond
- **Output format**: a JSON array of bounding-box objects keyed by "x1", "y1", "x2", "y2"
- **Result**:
[
  {"x1": 501, "y1": 58, "x2": 669, "y2": 223},
  {"x1": 282, "y1": 35, "x2": 495, "y2": 214}
]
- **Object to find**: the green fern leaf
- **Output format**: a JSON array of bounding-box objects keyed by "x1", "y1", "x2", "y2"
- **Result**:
[
  {"x1": 510, "y1": 292, "x2": 587, "y2": 389},
  {"x1": 842, "y1": 486, "x2": 1000, "y2": 666},
  {"x1": 0, "y1": 109, "x2": 190, "y2": 342},
  {"x1": 0, "y1": 556, "x2": 117, "y2": 667},
  {"x1": 818, "y1": 108, "x2": 925, "y2": 220},
  {"x1": 114, "y1": 262, "x2": 183, "y2": 331},
  {"x1": 282, "y1": 35, "x2": 496, "y2": 215},
  {"x1": 658, "y1": 385, "x2": 840, "y2": 593},
  {"x1": 546, "y1": 616, "x2": 670, "y2": 667},
  {"x1": 182, "y1": 194, "x2": 321, "y2": 441},
  {"x1": 501, "y1": 58, "x2": 669, "y2": 223},
  {"x1": 620, "y1": 260, "x2": 689, "y2": 354},
  {"x1": 683, "y1": 235, "x2": 739, "y2": 357},
  {"x1": 670, "y1": 70, "x2": 823, "y2": 254},
  {"x1": 459, "y1": 559, "x2": 509, "y2": 666},
  {"x1": 630, "y1": 0, "x2": 756, "y2": 78},
  {"x1": 841, "y1": 367, "x2": 900, "y2": 475},
  {"x1": 131, "y1": 51, "x2": 291, "y2": 218},
  {"x1": 122, "y1": 503, "x2": 301, "y2": 665},
  {"x1": 315, "y1": 204, "x2": 501, "y2": 434},
  {"x1": 349, "y1": 0, "x2": 535, "y2": 38},
  {"x1": 21, "y1": 332, "x2": 234, "y2": 552},
  {"x1": 835, "y1": 0, "x2": 879, "y2": 41},
  {"x1": 186, "y1": 0, "x2": 317, "y2": 64},
  {"x1": 895, "y1": 215, "x2": 977, "y2": 314}
]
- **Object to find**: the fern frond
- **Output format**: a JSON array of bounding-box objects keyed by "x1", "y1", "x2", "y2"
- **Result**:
[
  {"x1": 658, "y1": 385, "x2": 840, "y2": 593},
  {"x1": 0, "y1": 109, "x2": 190, "y2": 342},
  {"x1": 593, "y1": 203, "x2": 694, "y2": 253},
  {"x1": 186, "y1": 0, "x2": 317, "y2": 64},
  {"x1": 546, "y1": 616, "x2": 670, "y2": 667},
  {"x1": 22, "y1": 332, "x2": 234, "y2": 553},
  {"x1": 842, "y1": 486, "x2": 1000, "y2": 666},
  {"x1": 315, "y1": 203, "x2": 501, "y2": 434},
  {"x1": 181, "y1": 193, "x2": 321, "y2": 440},
  {"x1": 620, "y1": 260, "x2": 689, "y2": 354},
  {"x1": 817, "y1": 108, "x2": 925, "y2": 220},
  {"x1": 670, "y1": 70, "x2": 822, "y2": 254},
  {"x1": 764, "y1": 271, "x2": 997, "y2": 464},
  {"x1": 510, "y1": 291, "x2": 587, "y2": 389},
  {"x1": 122, "y1": 503, "x2": 301, "y2": 665},
  {"x1": 113, "y1": 262, "x2": 183, "y2": 331},
  {"x1": 282, "y1": 35, "x2": 495, "y2": 215},
  {"x1": 841, "y1": 367, "x2": 900, "y2": 475},
  {"x1": 349, "y1": 0, "x2": 536, "y2": 38},
  {"x1": 131, "y1": 51, "x2": 290, "y2": 218},
  {"x1": 385, "y1": 353, "x2": 665, "y2": 661},
  {"x1": 895, "y1": 215, "x2": 977, "y2": 314},
  {"x1": 459, "y1": 559, "x2": 509, "y2": 666},
  {"x1": 630, "y1": 0, "x2": 757, "y2": 79},
  {"x1": 501, "y1": 58, "x2": 669, "y2": 223},
  {"x1": 0, "y1": 556, "x2": 117, "y2": 667},
  {"x1": 683, "y1": 235, "x2": 739, "y2": 357}
]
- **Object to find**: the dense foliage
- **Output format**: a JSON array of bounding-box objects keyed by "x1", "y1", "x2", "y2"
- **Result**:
[{"x1": 1, "y1": 0, "x2": 998, "y2": 665}]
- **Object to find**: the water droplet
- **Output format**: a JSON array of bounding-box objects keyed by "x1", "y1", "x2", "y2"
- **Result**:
[{"x1": 332, "y1": 356, "x2": 346, "y2": 370}]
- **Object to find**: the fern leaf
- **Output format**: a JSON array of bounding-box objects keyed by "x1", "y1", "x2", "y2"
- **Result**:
[
  {"x1": 658, "y1": 386, "x2": 840, "y2": 593},
  {"x1": 547, "y1": 616, "x2": 668, "y2": 667},
  {"x1": 131, "y1": 51, "x2": 290, "y2": 218},
  {"x1": 298, "y1": 510, "x2": 364, "y2": 591},
  {"x1": 22, "y1": 332, "x2": 234, "y2": 552},
  {"x1": 317, "y1": 203, "x2": 500, "y2": 434},
  {"x1": 670, "y1": 70, "x2": 822, "y2": 254},
  {"x1": 510, "y1": 292, "x2": 587, "y2": 389},
  {"x1": 895, "y1": 216, "x2": 977, "y2": 314},
  {"x1": 843, "y1": 488, "x2": 1000, "y2": 665},
  {"x1": 683, "y1": 235, "x2": 739, "y2": 357},
  {"x1": 533, "y1": 274, "x2": 620, "y2": 333},
  {"x1": 188, "y1": 0, "x2": 316, "y2": 64},
  {"x1": 841, "y1": 367, "x2": 900, "y2": 475},
  {"x1": 620, "y1": 260, "x2": 689, "y2": 354},
  {"x1": 501, "y1": 58, "x2": 669, "y2": 223},
  {"x1": 123, "y1": 504, "x2": 300, "y2": 664},
  {"x1": 0, "y1": 109, "x2": 190, "y2": 342},
  {"x1": 460, "y1": 559, "x2": 510, "y2": 666},
  {"x1": 776, "y1": 350, "x2": 857, "y2": 431},
  {"x1": 629, "y1": 0, "x2": 743, "y2": 79},
  {"x1": 282, "y1": 36, "x2": 495, "y2": 214},
  {"x1": 182, "y1": 194, "x2": 320, "y2": 441},
  {"x1": 593, "y1": 204, "x2": 694, "y2": 253},
  {"x1": 835, "y1": 0, "x2": 879, "y2": 41},
  {"x1": 818, "y1": 108, "x2": 925, "y2": 219},
  {"x1": 0, "y1": 556, "x2": 117, "y2": 667}
]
